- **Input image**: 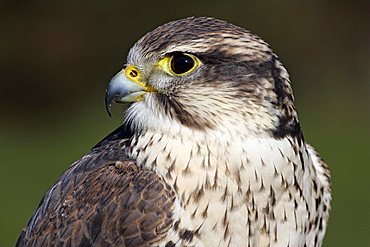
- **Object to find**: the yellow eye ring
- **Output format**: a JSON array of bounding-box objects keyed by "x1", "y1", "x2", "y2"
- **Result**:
[
  {"x1": 169, "y1": 53, "x2": 197, "y2": 75},
  {"x1": 157, "y1": 53, "x2": 201, "y2": 76}
]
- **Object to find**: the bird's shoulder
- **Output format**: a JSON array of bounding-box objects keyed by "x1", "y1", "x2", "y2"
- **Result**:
[{"x1": 17, "y1": 125, "x2": 176, "y2": 247}]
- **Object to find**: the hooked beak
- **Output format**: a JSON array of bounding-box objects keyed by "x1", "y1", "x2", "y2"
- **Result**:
[{"x1": 105, "y1": 70, "x2": 146, "y2": 117}]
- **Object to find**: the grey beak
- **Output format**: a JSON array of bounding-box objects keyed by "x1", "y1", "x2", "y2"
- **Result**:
[{"x1": 105, "y1": 70, "x2": 144, "y2": 117}]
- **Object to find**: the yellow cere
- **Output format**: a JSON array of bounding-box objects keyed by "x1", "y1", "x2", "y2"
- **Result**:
[
  {"x1": 124, "y1": 65, "x2": 156, "y2": 92},
  {"x1": 156, "y1": 53, "x2": 201, "y2": 76}
]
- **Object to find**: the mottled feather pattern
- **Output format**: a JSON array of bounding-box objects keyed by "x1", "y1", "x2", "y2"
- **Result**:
[
  {"x1": 128, "y1": 129, "x2": 330, "y2": 247},
  {"x1": 17, "y1": 17, "x2": 330, "y2": 247},
  {"x1": 17, "y1": 138, "x2": 176, "y2": 247}
]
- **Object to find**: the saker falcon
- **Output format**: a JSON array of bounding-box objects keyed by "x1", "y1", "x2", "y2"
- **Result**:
[{"x1": 17, "y1": 17, "x2": 331, "y2": 247}]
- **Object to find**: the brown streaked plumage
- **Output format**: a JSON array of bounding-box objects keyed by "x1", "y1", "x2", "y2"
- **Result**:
[
  {"x1": 17, "y1": 131, "x2": 176, "y2": 246},
  {"x1": 18, "y1": 17, "x2": 331, "y2": 247}
]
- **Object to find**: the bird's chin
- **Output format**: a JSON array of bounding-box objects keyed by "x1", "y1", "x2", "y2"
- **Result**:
[{"x1": 119, "y1": 91, "x2": 147, "y2": 103}]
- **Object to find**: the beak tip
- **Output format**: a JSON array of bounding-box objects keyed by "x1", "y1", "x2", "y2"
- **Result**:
[
  {"x1": 105, "y1": 94, "x2": 113, "y2": 118},
  {"x1": 106, "y1": 107, "x2": 112, "y2": 118},
  {"x1": 105, "y1": 69, "x2": 144, "y2": 117}
]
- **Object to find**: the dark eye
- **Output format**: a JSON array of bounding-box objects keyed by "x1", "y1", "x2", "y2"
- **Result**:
[{"x1": 170, "y1": 53, "x2": 196, "y2": 75}]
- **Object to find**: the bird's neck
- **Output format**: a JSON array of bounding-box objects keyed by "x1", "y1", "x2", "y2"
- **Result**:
[{"x1": 127, "y1": 127, "x2": 306, "y2": 189}]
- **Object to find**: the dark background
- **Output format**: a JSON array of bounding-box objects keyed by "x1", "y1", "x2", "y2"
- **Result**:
[{"x1": 1, "y1": 1, "x2": 369, "y2": 246}]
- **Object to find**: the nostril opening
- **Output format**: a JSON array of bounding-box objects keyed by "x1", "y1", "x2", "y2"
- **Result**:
[{"x1": 129, "y1": 70, "x2": 138, "y2": 77}]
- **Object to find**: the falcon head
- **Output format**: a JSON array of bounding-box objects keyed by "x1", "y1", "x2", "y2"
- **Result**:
[{"x1": 106, "y1": 17, "x2": 301, "y2": 138}]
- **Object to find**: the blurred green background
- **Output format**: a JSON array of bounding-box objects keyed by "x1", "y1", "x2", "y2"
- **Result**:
[{"x1": 1, "y1": 0, "x2": 369, "y2": 246}]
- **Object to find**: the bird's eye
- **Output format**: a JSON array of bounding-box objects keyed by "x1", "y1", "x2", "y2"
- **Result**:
[
  {"x1": 156, "y1": 52, "x2": 201, "y2": 76},
  {"x1": 170, "y1": 53, "x2": 197, "y2": 75}
]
